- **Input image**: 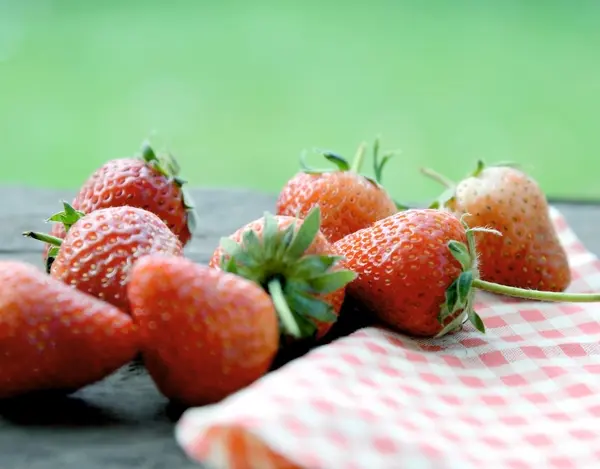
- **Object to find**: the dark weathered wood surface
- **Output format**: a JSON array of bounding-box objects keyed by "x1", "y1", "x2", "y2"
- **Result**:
[{"x1": 1, "y1": 185, "x2": 600, "y2": 469}]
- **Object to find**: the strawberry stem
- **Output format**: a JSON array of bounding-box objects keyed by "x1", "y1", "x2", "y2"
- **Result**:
[
  {"x1": 420, "y1": 167, "x2": 456, "y2": 189},
  {"x1": 473, "y1": 279, "x2": 600, "y2": 302},
  {"x1": 436, "y1": 213, "x2": 600, "y2": 339},
  {"x1": 370, "y1": 135, "x2": 402, "y2": 185},
  {"x1": 46, "y1": 201, "x2": 86, "y2": 233},
  {"x1": 22, "y1": 231, "x2": 63, "y2": 246},
  {"x1": 140, "y1": 142, "x2": 181, "y2": 178},
  {"x1": 140, "y1": 141, "x2": 158, "y2": 164},
  {"x1": 267, "y1": 278, "x2": 301, "y2": 338},
  {"x1": 471, "y1": 160, "x2": 486, "y2": 177},
  {"x1": 350, "y1": 141, "x2": 367, "y2": 173}
]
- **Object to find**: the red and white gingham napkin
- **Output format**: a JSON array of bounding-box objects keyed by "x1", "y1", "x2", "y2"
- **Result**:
[{"x1": 175, "y1": 207, "x2": 600, "y2": 469}]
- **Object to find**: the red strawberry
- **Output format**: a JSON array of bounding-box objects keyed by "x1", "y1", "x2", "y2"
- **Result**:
[
  {"x1": 208, "y1": 207, "x2": 356, "y2": 342},
  {"x1": 24, "y1": 203, "x2": 183, "y2": 313},
  {"x1": 43, "y1": 142, "x2": 197, "y2": 262},
  {"x1": 127, "y1": 255, "x2": 279, "y2": 406},
  {"x1": 275, "y1": 138, "x2": 400, "y2": 243},
  {"x1": 333, "y1": 209, "x2": 475, "y2": 337},
  {"x1": 422, "y1": 161, "x2": 571, "y2": 292},
  {"x1": 0, "y1": 260, "x2": 139, "y2": 399},
  {"x1": 334, "y1": 208, "x2": 600, "y2": 338}
]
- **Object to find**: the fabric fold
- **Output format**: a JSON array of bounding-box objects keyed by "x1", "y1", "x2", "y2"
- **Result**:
[{"x1": 175, "y1": 207, "x2": 600, "y2": 469}]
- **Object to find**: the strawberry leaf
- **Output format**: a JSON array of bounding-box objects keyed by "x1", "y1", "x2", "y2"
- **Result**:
[
  {"x1": 219, "y1": 237, "x2": 242, "y2": 258},
  {"x1": 241, "y1": 229, "x2": 264, "y2": 262},
  {"x1": 456, "y1": 271, "x2": 473, "y2": 306},
  {"x1": 436, "y1": 216, "x2": 489, "y2": 337},
  {"x1": 46, "y1": 201, "x2": 86, "y2": 232},
  {"x1": 299, "y1": 149, "x2": 342, "y2": 174},
  {"x1": 373, "y1": 138, "x2": 395, "y2": 185},
  {"x1": 448, "y1": 240, "x2": 472, "y2": 270},
  {"x1": 180, "y1": 187, "x2": 198, "y2": 235},
  {"x1": 439, "y1": 279, "x2": 459, "y2": 321},
  {"x1": 285, "y1": 290, "x2": 338, "y2": 323},
  {"x1": 309, "y1": 270, "x2": 358, "y2": 294},
  {"x1": 293, "y1": 313, "x2": 320, "y2": 338},
  {"x1": 322, "y1": 152, "x2": 351, "y2": 171},
  {"x1": 262, "y1": 211, "x2": 280, "y2": 259},
  {"x1": 216, "y1": 206, "x2": 355, "y2": 341},
  {"x1": 139, "y1": 142, "x2": 199, "y2": 238},
  {"x1": 285, "y1": 206, "x2": 320, "y2": 260},
  {"x1": 220, "y1": 254, "x2": 238, "y2": 274},
  {"x1": 290, "y1": 255, "x2": 345, "y2": 278},
  {"x1": 469, "y1": 310, "x2": 486, "y2": 333},
  {"x1": 46, "y1": 246, "x2": 60, "y2": 272}
]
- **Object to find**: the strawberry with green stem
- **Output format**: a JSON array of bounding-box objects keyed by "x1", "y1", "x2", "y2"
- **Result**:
[
  {"x1": 43, "y1": 142, "x2": 197, "y2": 266},
  {"x1": 439, "y1": 213, "x2": 600, "y2": 336},
  {"x1": 275, "y1": 136, "x2": 406, "y2": 244},
  {"x1": 421, "y1": 160, "x2": 571, "y2": 292},
  {"x1": 333, "y1": 208, "x2": 600, "y2": 339},
  {"x1": 209, "y1": 206, "x2": 357, "y2": 342},
  {"x1": 24, "y1": 202, "x2": 183, "y2": 313}
]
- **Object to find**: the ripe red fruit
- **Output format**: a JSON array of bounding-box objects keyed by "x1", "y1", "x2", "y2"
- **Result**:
[
  {"x1": 333, "y1": 209, "x2": 475, "y2": 337},
  {"x1": 43, "y1": 143, "x2": 197, "y2": 262},
  {"x1": 275, "y1": 138, "x2": 400, "y2": 243},
  {"x1": 127, "y1": 255, "x2": 279, "y2": 406},
  {"x1": 0, "y1": 260, "x2": 139, "y2": 399},
  {"x1": 334, "y1": 208, "x2": 600, "y2": 338},
  {"x1": 209, "y1": 207, "x2": 357, "y2": 342},
  {"x1": 24, "y1": 203, "x2": 183, "y2": 313},
  {"x1": 422, "y1": 161, "x2": 571, "y2": 292}
]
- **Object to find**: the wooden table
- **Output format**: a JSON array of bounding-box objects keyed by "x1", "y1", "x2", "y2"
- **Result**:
[{"x1": 1, "y1": 186, "x2": 599, "y2": 469}]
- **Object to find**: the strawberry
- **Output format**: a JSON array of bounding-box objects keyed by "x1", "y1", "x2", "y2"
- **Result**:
[
  {"x1": 333, "y1": 209, "x2": 478, "y2": 337},
  {"x1": 275, "y1": 138, "x2": 400, "y2": 243},
  {"x1": 334, "y1": 208, "x2": 600, "y2": 338},
  {"x1": 43, "y1": 142, "x2": 197, "y2": 263},
  {"x1": 0, "y1": 260, "x2": 139, "y2": 399},
  {"x1": 208, "y1": 207, "x2": 357, "y2": 342},
  {"x1": 127, "y1": 255, "x2": 279, "y2": 406},
  {"x1": 24, "y1": 203, "x2": 183, "y2": 313},
  {"x1": 422, "y1": 161, "x2": 571, "y2": 292}
]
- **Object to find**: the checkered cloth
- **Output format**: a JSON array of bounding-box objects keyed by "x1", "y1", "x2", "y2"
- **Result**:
[{"x1": 175, "y1": 207, "x2": 600, "y2": 468}]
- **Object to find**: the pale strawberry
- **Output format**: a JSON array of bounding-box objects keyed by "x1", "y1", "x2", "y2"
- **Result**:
[{"x1": 423, "y1": 161, "x2": 571, "y2": 292}]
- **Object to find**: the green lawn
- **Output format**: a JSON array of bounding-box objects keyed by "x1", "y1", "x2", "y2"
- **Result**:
[{"x1": 2, "y1": 0, "x2": 600, "y2": 203}]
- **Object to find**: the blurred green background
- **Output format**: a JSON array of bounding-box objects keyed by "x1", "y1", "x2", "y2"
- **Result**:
[{"x1": 2, "y1": 0, "x2": 599, "y2": 203}]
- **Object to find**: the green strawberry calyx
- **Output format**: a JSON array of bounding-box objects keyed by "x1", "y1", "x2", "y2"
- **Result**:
[
  {"x1": 435, "y1": 213, "x2": 501, "y2": 337},
  {"x1": 299, "y1": 136, "x2": 410, "y2": 211},
  {"x1": 22, "y1": 201, "x2": 85, "y2": 273},
  {"x1": 217, "y1": 206, "x2": 357, "y2": 340},
  {"x1": 139, "y1": 141, "x2": 199, "y2": 236},
  {"x1": 437, "y1": 213, "x2": 600, "y2": 338}
]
